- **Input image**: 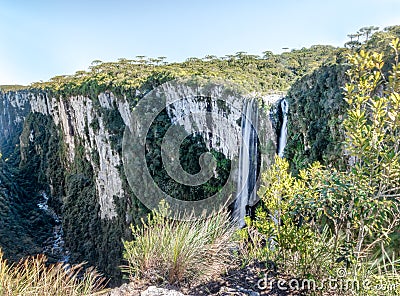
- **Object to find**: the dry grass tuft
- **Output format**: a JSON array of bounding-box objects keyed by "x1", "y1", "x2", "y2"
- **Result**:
[
  {"x1": 0, "y1": 249, "x2": 107, "y2": 296},
  {"x1": 122, "y1": 202, "x2": 236, "y2": 286}
]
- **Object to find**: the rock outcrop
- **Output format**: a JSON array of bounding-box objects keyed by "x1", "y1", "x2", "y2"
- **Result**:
[{"x1": 0, "y1": 85, "x2": 280, "y2": 282}]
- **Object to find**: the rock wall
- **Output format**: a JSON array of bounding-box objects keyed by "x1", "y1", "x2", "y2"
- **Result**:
[
  {"x1": 1, "y1": 90, "x2": 136, "y2": 282},
  {"x1": 0, "y1": 90, "x2": 31, "y2": 158},
  {"x1": 24, "y1": 92, "x2": 137, "y2": 219},
  {"x1": 0, "y1": 87, "x2": 279, "y2": 283}
]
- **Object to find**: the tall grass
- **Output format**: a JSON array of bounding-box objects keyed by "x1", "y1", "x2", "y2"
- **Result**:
[
  {"x1": 347, "y1": 245, "x2": 400, "y2": 296},
  {"x1": 0, "y1": 249, "x2": 107, "y2": 296},
  {"x1": 122, "y1": 202, "x2": 235, "y2": 286}
]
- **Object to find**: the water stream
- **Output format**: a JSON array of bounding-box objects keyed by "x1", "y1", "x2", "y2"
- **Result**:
[
  {"x1": 37, "y1": 192, "x2": 69, "y2": 263},
  {"x1": 278, "y1": 99, "x2": 289, "y2": 158},
  {"x1": 271, "y1": 99, "x2": 289, "y2": 248},
  {"x1": 233, "y1": 99, "x2": 259, "y2": 227},
  {"x1": 233, "y1": 97, "x2": 288, "y2": 227}
]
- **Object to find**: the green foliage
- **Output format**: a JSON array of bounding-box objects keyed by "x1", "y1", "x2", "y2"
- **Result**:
[
  {"x1": 0, "y1": 113, "x2": 63, "y2": 262},
  {"x1": 250, "y1": 157, "x2": 339, "y2": 279},
  {"x1": 62, "y1": 152, "x2": 126, "y2": 286},
  {"x1": 243, "y1": 39, "x2": 400, "y2": 294},
  {"x1": 250, "y1": 154, "x2": 399, "y2": 292},
  {"x1": 286, "y1": 26, "x2": 400, "y2": 175},
  {"x1": 0, "y1": 85, "x2": 27, "y2": 92},
  {"x1": 101, "y1": 107, "x2": 125, "y2": 152},
  {"x1": 19, "y1": 113, "x2": 65, "y2": 210},
  {"x1": 343, "y1": 40, "x2": 400, "y2": 256},
  {"x1": 145, "y1": 110, "x2": 231, "y2": 201},
  {"x1": 285, "y1": 64, "x2": 349, "y2": 173},
  {"x1": 0, "y1": 164, "x2": 52, "y2": 262},
  {"x1": 122, "y1": 201, "x2": 235, "y2": 286},
  {"x1": 345, "y1": 26, "x2": 380, "y2": 50},
  {"x1": 259, "y1": 156, "x2": 397, "y2": 262},
  {"x1": 29, "y1": 46, "x2": 340, "y2": 99}
]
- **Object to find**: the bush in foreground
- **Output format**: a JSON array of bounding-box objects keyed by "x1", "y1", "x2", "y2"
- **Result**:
[
  {"x1": 0, "y1": 249, "x2": 106, "y2": 296},
  {"x1": 122, "y1": 201, "x2": 235, "y2": 286},
  {"x1": 240, "y1": 39, "x2": 400, "y2": 295}
]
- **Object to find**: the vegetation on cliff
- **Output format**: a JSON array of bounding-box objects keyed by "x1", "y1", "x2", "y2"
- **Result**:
[
  {"x1": 28, "y1": 45, "x2": 340, "y2": 99},
  {"x1": 242, "y1": 38, "x2": 400, "y2": 295},
  {"x1": 2, "y1": 33, "x2": 341, "y2": 286},
  {"x1": 284, "y1": 25, "x2": 400, "y2": 173},
  {"x1": 0, "y1": 162, "x2": 54, "y2": 262},
  {"x1": 1, "y1": 26, "x2": 400, "y2": 295}
]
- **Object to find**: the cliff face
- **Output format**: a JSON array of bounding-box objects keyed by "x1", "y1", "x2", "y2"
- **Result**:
[
  {"x1": 0, "y1": 91, "x2": 55, "y2": 262},
  {"x1": 284, "y1": 64, "x2": 348, "y2": 173},
  {"x1": 1, "y1": 69, "x2": 348, "y2": 282},
  {"x1": 0, "y1": 86, "x2": 278, "y2": 283},
  {"x1": 0, "y1": 90, "x2": 143, "y2": 282},
  {"x1": 28, "y1": 92, "x2": 132, "y2": 219},
  {"x1": 0, "y1": 91, "x2": 31, "y2": 160}
]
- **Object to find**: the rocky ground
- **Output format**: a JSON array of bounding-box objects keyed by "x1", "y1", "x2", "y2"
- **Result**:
[{"x1": 105, "y1": 262, "x2": 306, "y2": 296}]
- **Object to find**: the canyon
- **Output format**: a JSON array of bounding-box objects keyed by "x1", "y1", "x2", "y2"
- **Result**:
[{"x1": 0, "y1": 84, "x2": 286, "y2": 283}]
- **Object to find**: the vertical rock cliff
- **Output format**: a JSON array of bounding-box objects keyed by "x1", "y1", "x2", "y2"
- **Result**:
[{"x1": 0, "y1": 87, "x2": 279, "y2": 283}]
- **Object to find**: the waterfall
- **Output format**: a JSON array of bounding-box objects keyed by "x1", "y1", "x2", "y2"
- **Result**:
[
  {"x1": 278, "y1": 99, "x2": 288, "y2": 157},
  {"x1": 232, "y1": 97, "x2": 288, "y2": 227},
  {"x1": 269, "y1": 98, "x2": 289, "y2": 250},
  {"x1": 233, "y1": 99, "x2": 258, "y2": 227},
  {"x1": 37, "y1": 192, "x2": 69, "y2": 263}
]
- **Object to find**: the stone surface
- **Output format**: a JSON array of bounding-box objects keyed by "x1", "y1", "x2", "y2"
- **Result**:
[
  {"x1": 1, "y1": 88, "x2": 279, "y2": 221},
  {"x1": 30, "y1": 92, "x2": 126, "y2": 219},
  {"x1": 2, "y1": 88, "x2": 282, "y2": 230},
  {"x1": 0, "y1": 90, "x2": 31, "y2": 154},
  {"x1": 141, "y1": 286, "x2": 186, "y2": 296},
  {"x1": 104, "y1": 284, "x2": 186, "y2": 296}
]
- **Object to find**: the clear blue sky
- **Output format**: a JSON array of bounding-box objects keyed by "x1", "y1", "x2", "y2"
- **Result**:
[{"x1": 1, "y1": 0, "x2": 400, "y2": 85}]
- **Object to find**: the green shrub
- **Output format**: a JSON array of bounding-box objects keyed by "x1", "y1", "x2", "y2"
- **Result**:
[
  {"x1": 122, "y1": 201, "x2": 235, "y2": 286},
  {"x1": 244, "y1": 157, "x2": 339, "y2": 279},
  {"x1": 240, "y1": 41, "x2": 400, "y2": 295}
]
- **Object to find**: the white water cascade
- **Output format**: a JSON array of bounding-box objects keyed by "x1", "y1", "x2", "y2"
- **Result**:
[
  {"x1": 233, "y1": 97, "x2": 289, "y2": 227},
  {"x1": 270, "y1": 99, "x2": 289, "y2": 250},
  {"x1": 37, "y1": 192, "x2": 69, "y2": 263},
  {"x1": 278, "y1": 99, "x2": 289, "y2": 157},
  {"x1": 233, "y1": 99, "x2": 259, "y2": 227}
]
